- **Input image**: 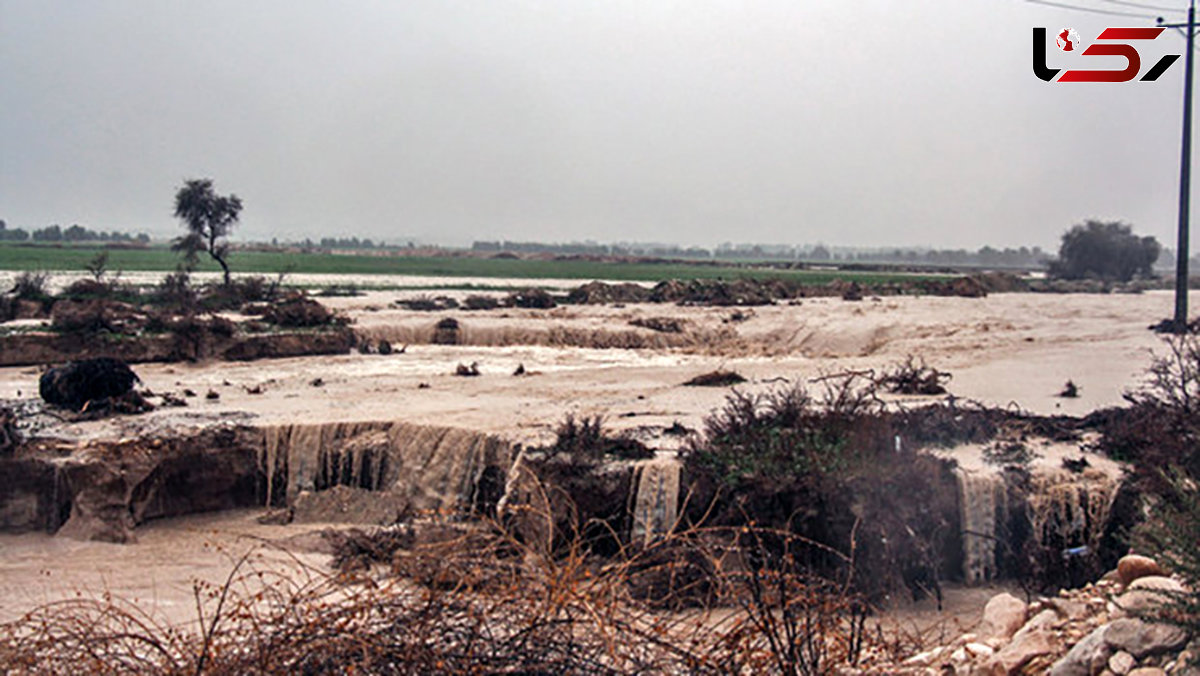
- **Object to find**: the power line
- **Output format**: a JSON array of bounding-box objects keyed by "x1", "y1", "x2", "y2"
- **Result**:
[
  {"x1": 1025, "y1": 0, "x2": 1160, "y2": 18},
  {"x1": 1097, "y1": 0, "x2": 1185, "y2": 12}
]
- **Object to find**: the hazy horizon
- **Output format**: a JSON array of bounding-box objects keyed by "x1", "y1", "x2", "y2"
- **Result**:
[{"x1": 2, "y1": 1, "x2": 1197, "y2": 256}]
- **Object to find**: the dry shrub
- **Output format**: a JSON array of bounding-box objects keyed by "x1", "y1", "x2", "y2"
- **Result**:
[
  {"x1": 463, "y1": 294, "x2": 500, "y2": 310},
  {"x1": 549, "y1": 414, "x2": 653, "y2": 462},
  {"x1": 1089, "y1": 334, "x2": 1200, "y2": 479},
  {"x1": 878, "y1": 356, "x2": 950, "y2": 395},
  {"x1": 507, "y1": 287, "x2": 557, "y2": 309},
  {"x1": 0, "y1": 518, "x2": 888, "y2": 675},
  {"x1": 396, "y1": 295, "x2": 457, "y2": 311},
  {"x1": 263, "y1": 295, "x2": 336, "y2": 328},
  {"x1": 328, "y1": 526, "x2": 415, "y2": 573},
  {"x1": 11, "y1": 271, "x2": 51, "y2": 302},
  {"x1": 681, "y1": 379, "x2": 960, "y2": 605},
  {"x1": 153, "y1": 271, "x2": 197, "y2": 313}
]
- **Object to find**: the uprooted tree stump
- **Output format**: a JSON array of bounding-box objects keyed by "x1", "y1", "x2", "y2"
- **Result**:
[{"x1": 39, "y1": 358, "x2": 141, "y2": 411}]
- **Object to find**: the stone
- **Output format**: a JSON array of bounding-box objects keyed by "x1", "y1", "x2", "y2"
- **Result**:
[
  {"x1": 1118, "y1": 555, "x2": 1166, "y2": 587},
  {"x1": 966, "y1": 643, "x2": 995, "y2": 658},
  {"x1": 1109, "y1": 651, "x2": 1135, "y2": 675},
  {"x1": 1117, "y1": 577, "x2": 1187, "y2": 615},
  {"x1": 1049, "y1": 625, "x2": 1112, "y2": 676},
  {"x1": 982, "y1": 592, "x2": 1030, "y2": 640},
  {"x1": 1104, "y1": 618, "x2": 1189, "y2": 659},
  {"x1": 1127, "y1": 669, "x2": 1166, "y2": 676},
  {"x1": 988, "y1": 624, "x2": 1059, "y2": 675},
  {"x1": 1049, "y1": 597, "x2": 1090, "y2": 621}
]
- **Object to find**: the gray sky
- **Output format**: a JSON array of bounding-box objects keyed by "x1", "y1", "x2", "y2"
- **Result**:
[{"x1": 1, "y1": 0, "x2": 1196, "y2": 253}]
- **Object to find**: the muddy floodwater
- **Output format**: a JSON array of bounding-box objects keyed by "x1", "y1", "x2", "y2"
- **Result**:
[{"x1": 1, "y1": 284, "x2": 1194, "y2": 632}]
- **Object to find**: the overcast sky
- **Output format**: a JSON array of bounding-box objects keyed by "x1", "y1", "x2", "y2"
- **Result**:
[{"x1": 1, "y1": 1, "x2": 1196, "y2": 253}]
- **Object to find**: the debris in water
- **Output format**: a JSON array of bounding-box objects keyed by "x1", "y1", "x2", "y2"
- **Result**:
[
  {"x1": 683, "y1": 370, "x2": 746, "y2": 387},
  {"x1": 1058, "y1": 380, "x2": 1080, "y2": 398},
  {"x1": 663, "y1": 421, "x2": 691, "y2": 436},
  {"x1": 455, "y1": 362, "x2": 481, "y2": 377},
  {"x1": 417, "y1": 382, "x2": 431, "y2": 389},
  {"x1": 513, "y1": 363, "x2": 526, "y2": 376},
  {"x1": 1062, "y1": 456, "x2": 1089, "y2": 473},
  {"x1": 310, "y1": 378, "x2": 325, "y2": 387},
  {"x1": 879, "y1": 355, "x2": 951, "y2": 395},
  {"x1": 160, "y1": 392, "x2": 188, "y2": 407},
  {"x1": 183, "y1": 388, "x2": 197, "y2": 397},
  {"x1": 206, "y1": 389, "x2": 220, "y2": 400},
  {"x1": 246, "y1": 384, "x2": 264, "y2": 395}
]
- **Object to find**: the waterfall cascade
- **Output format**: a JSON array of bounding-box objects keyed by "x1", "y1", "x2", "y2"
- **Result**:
[
  {"x1": 955, "y1": 468, "x2": 1008, "y2": 584},
  {"x1": 630, "y1": 456, "x2": 681, "y2": 545},
  {"x1": 260, "y1": 421, "x2": 513, "y2": 516},
  {"x1": 1027, "y1": 467, "x2": 1119, "y2": 556}
]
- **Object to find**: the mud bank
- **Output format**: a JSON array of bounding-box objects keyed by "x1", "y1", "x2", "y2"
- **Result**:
[
  {"x1": 0, "y1": 326, "x2": 355, "y2": 368},
  {"x1": 0, "y1": 420, "x2": 513, "y2": 543}
]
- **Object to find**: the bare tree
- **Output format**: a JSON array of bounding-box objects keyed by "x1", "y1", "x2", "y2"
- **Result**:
[{"x1": 172, "y1": 178, "x2": 243, "y2": 286}]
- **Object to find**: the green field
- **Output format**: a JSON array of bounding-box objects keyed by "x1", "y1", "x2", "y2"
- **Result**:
[{"x1": 0, "y1": 243, "x2": 946, "y2": 285}]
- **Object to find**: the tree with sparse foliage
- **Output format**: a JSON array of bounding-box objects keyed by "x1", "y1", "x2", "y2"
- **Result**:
[
  {"x1": 1048, "y1": 220, "x2": 1161, "y2": 282},
  {"x1": 172, "y1": 178, "x2": 243, "y2": 286}
]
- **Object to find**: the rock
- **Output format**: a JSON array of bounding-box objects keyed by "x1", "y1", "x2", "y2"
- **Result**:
[
  {"x1": 1127, "y1": 669, "x2": 1167, "y2": 676},
  {"x1": 292, "y1": 486, "x2": 409, "y2": 525},
  {"x1": 987, "y1": 625, "x2": 1060, "y2": 675},
  {"x1": 1104, "y1": 618, "x2": 1189, "y2": 659},
  {"x1": 1049, "y1": 625, "x2": 1112, "y2": 676},
  {"x1": 1048, "y1": 597, "x2": 1090, "y2": 621},
  {"x1": 965, "y1": 642, "x2": 995, "y2": 658},
  {"x1": 983, "y1": 592, "x2": 1030, "y2": 640},
  {"x1": 1118, "y1": 555, "x2": 1166, "y2": 587},
  {"x1": 1109, "y1": 651, "x2": 1135, "y2": 675},
  {"x1": 1117, "y1": 576, "x2": 1187, "y2": 615}
]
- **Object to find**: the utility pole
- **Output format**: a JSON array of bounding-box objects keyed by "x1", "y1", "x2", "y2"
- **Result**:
[{"x1": 1160, "y1": 1, "x2": 1196, "y2": 332}]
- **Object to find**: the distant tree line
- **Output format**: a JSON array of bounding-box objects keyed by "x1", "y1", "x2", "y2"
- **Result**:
[
  {"x1": 472, "y1": 239, "x2": 1050, "y2": 268},
  {"x1": 320, "y1": 236, "x2": 377, "y2": 249},
  {"x1": 0, "y1": 220, "x2": 149, "y2": 244}
]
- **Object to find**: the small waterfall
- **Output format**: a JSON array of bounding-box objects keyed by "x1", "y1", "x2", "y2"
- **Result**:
[
  {"x1": 258, "y1": 421, "x2": 514, "y2": 516},
  {"x1": 630, "y1": 457, "x2": 681, "y2": 545},
  {"x1": 955, "y1": 468, "x2": 1007, "y2": 584},
  {"x1": 1027, "y1": 468, "x2": 1119, "y2": 556}
]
